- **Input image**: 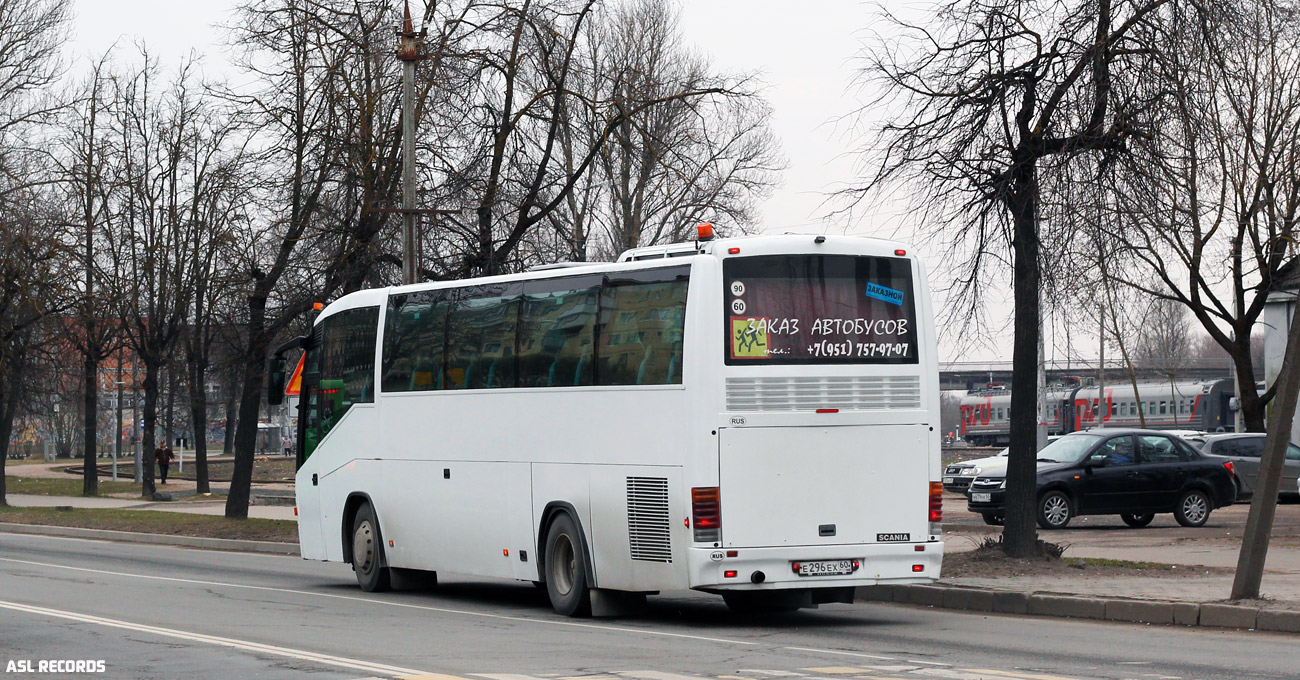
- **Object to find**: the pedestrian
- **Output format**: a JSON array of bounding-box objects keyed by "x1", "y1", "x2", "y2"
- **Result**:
[{"x1": 156, "y1": 444, "x2": 175, "y2": 484}]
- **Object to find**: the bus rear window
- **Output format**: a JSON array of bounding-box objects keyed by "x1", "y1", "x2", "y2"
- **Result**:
[{"x1": 723, "y1": 254, "x2": 918, "y2": 365}]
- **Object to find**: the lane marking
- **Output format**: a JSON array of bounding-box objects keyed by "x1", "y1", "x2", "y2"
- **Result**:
[
  {"x1": 475, "y1": 675, "x2": 556, "y2": 680},
  {"x1": 0, "y1": 556, "x2": 755, "y2": 647},
  {"x1": 915, "y1": 670, "x2": 1012, "y2": 680},
  {"x1": 803, "y1": 669, "x2": 876, "y2": 676},
  {"x1": 785, "y1": 649, "x2": 896, "y2": 662},
  {"x1": 0, "y1": 599, "x2": 430, "y2": 677},
  {"x1": 737, "y1": 673, "x2": 806, "y2": 677},
  {"x1": 618, "y1": 672, "x2": 709, "y2": 680},
  {"x1": 789, "y1": 650, "x2": 947, "y2": 667},
  {"x1": 966, "y1": 671, "x2": 1083, "y2": 680}
]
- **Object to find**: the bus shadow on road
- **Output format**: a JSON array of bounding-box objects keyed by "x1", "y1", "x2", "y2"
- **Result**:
[{"x1": 316, "y1": 578, "x2": 907, "y2": 628}]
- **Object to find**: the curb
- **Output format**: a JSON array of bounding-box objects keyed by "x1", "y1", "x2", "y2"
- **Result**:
[
  {"x1": 857, "y1": 584, "x2": 1300, "y2": 634},
  {"x1": 0, "y1": 522, "x2": 300, "y2": 556}
]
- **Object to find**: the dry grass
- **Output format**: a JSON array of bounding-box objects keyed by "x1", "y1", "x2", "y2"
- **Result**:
[
  {"x1": 943, "y1": 534, "x2": 1233, "y2": 578},
  {"x1": 0, "y1": 505, "x2": 298, "y2": 542},
  {"x1": 6, "y1": 476, "x2": 143, "y2": 497}
]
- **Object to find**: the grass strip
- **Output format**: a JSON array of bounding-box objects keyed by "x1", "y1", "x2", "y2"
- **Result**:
[
  {"x1": 6, "y1": 476, "x2": 143, "y2": 497},
  {"x1": 0, "y1": 505, "x2": 298, "y2": 543}
]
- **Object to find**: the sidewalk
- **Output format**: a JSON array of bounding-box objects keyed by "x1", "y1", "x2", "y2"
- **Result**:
[
  {"x1": 871, "y1": 499, "x2": 1300, "y2": 632},
  {"x1": 5, "y1": 461, "x2": 296, "y2": 520},
  {"x1": 4, "y1": 493, "x2": 296, "y2": 521}
]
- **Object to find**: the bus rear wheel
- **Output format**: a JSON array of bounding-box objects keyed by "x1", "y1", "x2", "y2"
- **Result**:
[
  {"x1": 544, "y1": 513, "x2": 591, "y2": 617},
  {"x1": 352, "y1": 503, "x2": 391, "y2": 592}
]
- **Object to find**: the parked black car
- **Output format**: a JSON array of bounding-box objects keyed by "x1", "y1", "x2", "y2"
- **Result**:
[
  {"x1": 1194, "y1": 433, "x2": 1300, "y2": 501},
  {"x1": 966, "y1": 429, "x2": 1237, "y2": 529}
]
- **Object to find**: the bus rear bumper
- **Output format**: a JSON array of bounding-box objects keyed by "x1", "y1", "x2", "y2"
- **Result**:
[{"x1": 688, "y1": 542, "x2": 943, "y2": 591}]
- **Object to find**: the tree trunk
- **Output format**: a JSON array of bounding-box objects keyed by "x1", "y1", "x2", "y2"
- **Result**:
[
  {"x1": 1234, "y1": 350, "x2": 1267, "y2": 432},
  {"x1": 1003, "y1": 167, "x2": 1042, "y2": 558},
  {"x1": 81, "y1": 343, "x2": 99, "y2": 496},
  {"x1": 226, "y1": 295, "x2": 269, "y2": 519},
  {"x1": 223, "y1": 390, "x2": 237, "y2": 455},
  {"x1": 0, "y1": 345, "x2": 25, "y2": 506},
  {"x1": 1230, "y1": 298, "x2": 1300, "y2": 599},
  {"x1": 188, "y1": 358, "x2": 210, "y2": 493},
  {"x1": 140, "y1": 359, "x2": 159, "y2": 498}
]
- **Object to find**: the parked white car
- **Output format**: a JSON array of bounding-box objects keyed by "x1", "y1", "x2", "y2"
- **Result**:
[{"x1": 942, "y1": 448, "x2": 1008, "y2": 493}]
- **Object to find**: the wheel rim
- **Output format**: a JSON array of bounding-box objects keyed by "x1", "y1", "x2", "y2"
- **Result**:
[
  {"x1": 353, "y1": 520, "x2": 375, "y2": 574},
  {"x1": 1043, "y1": 495, "x2": 1069, "y2": 526},
  {"x1": 1182, "y1": 494, "x2": 1208, "y2": 524},
  {"x1": 550, "y1": 533, "x2": 576, "y2": 596}
]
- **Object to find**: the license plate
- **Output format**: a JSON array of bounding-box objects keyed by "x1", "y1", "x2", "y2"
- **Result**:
[
  {"x1": 796, "y1": 559, "x2": 855, "y2": 577},
  {"x1": 943, "y1": 477, "x2": 955, "y2": 484},
  {"x1": 971, "y1": 492, "x2": 992, "y2": 503}
]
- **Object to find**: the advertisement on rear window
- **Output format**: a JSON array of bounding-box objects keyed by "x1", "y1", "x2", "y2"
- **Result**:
[{"x1": 723, "y1": 254, "x2": 917, "y2": 365}]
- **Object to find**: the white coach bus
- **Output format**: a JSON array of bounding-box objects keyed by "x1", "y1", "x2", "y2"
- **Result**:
[{"x1": 274, "y1": 231, "x2": 944, "y2": 616}]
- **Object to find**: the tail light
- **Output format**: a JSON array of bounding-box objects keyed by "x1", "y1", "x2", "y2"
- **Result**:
[
  {"x1": 1223, "y1": 460, "x2": 1235, "y2": 477},
  {"x1": 929, "y1": 482, "x2": 943, "y2": 522},
  {"x1": 928, "y1": 481, "x2": 943, "y2": 538},
  {"x1": 692, "y1": 487, "x2": 721, "y2": 543}
]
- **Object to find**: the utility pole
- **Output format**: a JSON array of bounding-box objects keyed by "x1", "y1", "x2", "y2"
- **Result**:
[
  {"x1": 398, "y1": 1, "x2": 423, "y2": 285},
  {"x1": 1037, "y1": 282, "x2": 1047, "y2": 451},
  {"x1": 1097, "y1": 313, "x2": 1106, "y2": 429}
]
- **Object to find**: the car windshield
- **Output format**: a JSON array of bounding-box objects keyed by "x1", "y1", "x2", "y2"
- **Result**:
[{"x1": 1034, "y1": 434, "x2": 1102, "y2": 463}]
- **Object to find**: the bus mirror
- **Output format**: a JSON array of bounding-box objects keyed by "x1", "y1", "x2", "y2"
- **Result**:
[{"x1": 268, "y1": 355, "x2": 287, "y2": 406}]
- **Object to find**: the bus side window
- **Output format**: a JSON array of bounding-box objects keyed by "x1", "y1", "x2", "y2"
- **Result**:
[
  {"x1": 598, "y1": 272, "x2": 688, "y2": 386},
  {"x1": 519, "y1": 276, "x2": 600, "y2": 388},
  {"x1": 382, "y1": 290, "x2": 449, "y2": 393},
  {"x1": 444, "y1": 283, "x2": 521, "y2": 390}
]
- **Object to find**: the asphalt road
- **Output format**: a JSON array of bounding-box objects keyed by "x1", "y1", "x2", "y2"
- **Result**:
[{"x1": 0, "y1": 532, "x2": 1294, "y2": 680}]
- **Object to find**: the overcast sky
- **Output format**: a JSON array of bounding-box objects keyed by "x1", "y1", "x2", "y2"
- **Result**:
[{"x1": 68, "y1": 0, "x2": 1017, "y2": 363}]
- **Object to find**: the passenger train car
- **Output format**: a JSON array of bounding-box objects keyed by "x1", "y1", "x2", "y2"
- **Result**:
[{"x1": 958, "y1": 379, "x2": 1235, "y2": 446}]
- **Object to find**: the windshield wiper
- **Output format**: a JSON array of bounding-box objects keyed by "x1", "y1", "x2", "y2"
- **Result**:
[{"x1": 1036, "y1": 457, "x2": 1058, "y2": 463}]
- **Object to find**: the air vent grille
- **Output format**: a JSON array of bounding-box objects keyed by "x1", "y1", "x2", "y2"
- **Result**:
[
  {"x1": 627, "y1": 476, "x2": 672, "y2": 563},
  {"x1": 725, "y1": 376, "x2": 922, "y2": 412}
]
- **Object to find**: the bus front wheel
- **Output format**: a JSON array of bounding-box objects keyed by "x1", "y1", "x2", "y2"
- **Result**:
[
  {"x1": 352, "y1": 503, "x2": 391, "y2": 592},
  {"x1": 544, "y1": 513, "x2": 592, "y2": 617}
]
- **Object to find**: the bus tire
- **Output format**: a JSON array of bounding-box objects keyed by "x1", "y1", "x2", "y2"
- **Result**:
[
  {"x1": 544, "y1": 513, "x2": 592, "y2": 617},
  {"x1": 351, "y1": 503, "x2": 391, "y2": 592}
]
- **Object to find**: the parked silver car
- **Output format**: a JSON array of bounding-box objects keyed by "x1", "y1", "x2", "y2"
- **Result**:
[{"x1": 1196, "y1": 433, "x2": 1300, "y2": 500}]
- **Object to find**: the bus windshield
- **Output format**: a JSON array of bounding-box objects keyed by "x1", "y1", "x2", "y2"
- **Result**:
[{"x1": 723, "y1": 254, "x2": 918, "y2": 365}]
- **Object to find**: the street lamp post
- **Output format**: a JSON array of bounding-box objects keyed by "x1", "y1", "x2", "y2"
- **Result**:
[
  {"x1": 113, "y1": 380, "x2": 125, "y2": 482},
  {"x1": 132, "y1": 362, "x2": 141, "y2": 483}
]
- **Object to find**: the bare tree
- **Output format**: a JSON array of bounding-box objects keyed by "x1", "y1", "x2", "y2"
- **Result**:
[
  {"x1": 1105, "y1": 0, "x2": 1300, "y2": 433},
  {"x1": 1133, "y1": 298, "x2": 1194, "y2": 384},
  {"x1": 0, "y1": 187, "x2": 67, "y2": 504},
  {"x1": 854, "y1": 0, "x2": 1170, "y2": 557},
  {"x1": 0, "y1": 0, "x2": 69, "y2": 198},
  {"x1": 105, "y1": 51, "x2": 246, "y2": 498},
  {"x1": 60, "y1": 54, "x2": 124, "y2": 495},
  {"x1": 0, "y1": 0, "x2": 72, "y2": 504},
  {"x1": 584, "y1": 0, "x2": 781, "y2": 259}
]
